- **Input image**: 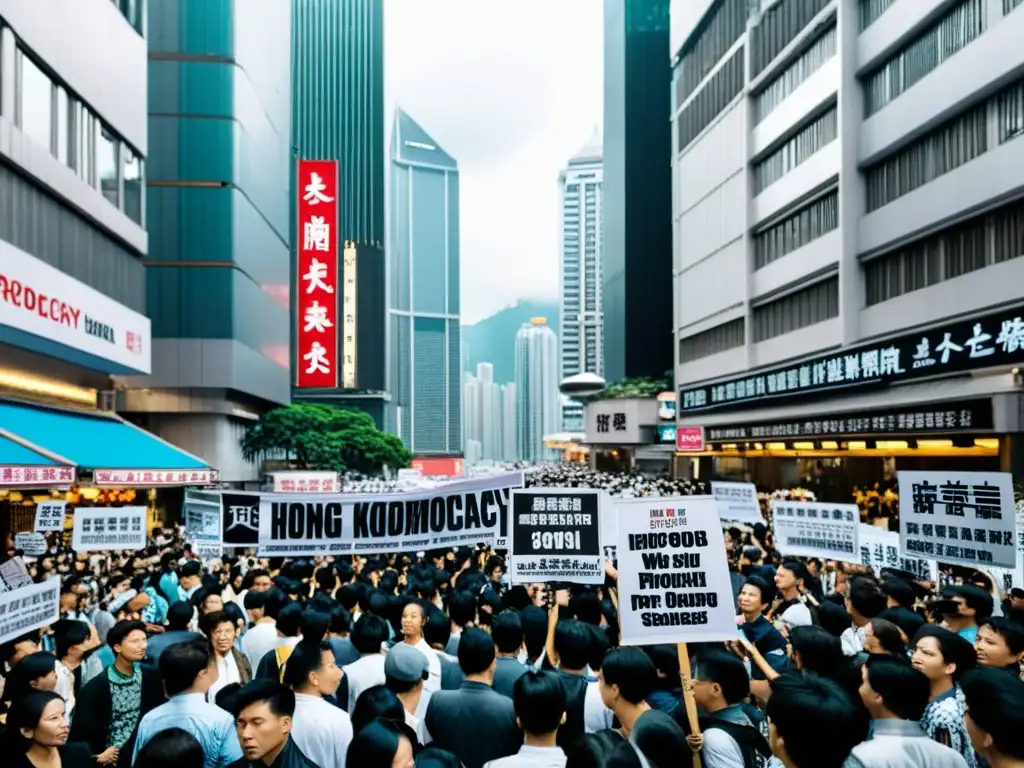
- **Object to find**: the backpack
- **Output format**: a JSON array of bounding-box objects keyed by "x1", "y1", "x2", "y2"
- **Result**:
[
  {"x1": 275, "y1": 644, "x2": 295, "y2": 683},
  {"x1": 699, "y1": 715, "x2": 772, "y2": 768}
]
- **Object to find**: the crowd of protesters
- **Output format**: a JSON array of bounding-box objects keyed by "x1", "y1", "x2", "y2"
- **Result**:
[{"x1": 0, "y1": 465, "x2": 1023, "y2": 768}]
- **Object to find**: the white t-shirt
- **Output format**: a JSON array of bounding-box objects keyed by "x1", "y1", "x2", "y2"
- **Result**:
[
  {"x1": 291, "y1": 692, "x2": 353, "y2": 768},
  {"x1": 343, "y1": 653, "x2": 387, "y2": 711},
  {"x1": 701, "y1": 728, "x2": 745, "y2": 768},
  {"x1": 584, "y1": 681, "x2": 614, "y2": 733}
]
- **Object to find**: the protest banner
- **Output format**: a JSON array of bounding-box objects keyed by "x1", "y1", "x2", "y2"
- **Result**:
[
  {"x1": 71, "y1": 507, "x2": 147, "y2": 551},
  {"x1": 508, "y1": 489, "x2": 603, "y2": 584},
  {"x1": 184, "y1": 490, "x2": 223, "y2": 559},
  {"x1": 0, "y1": 557, "x2": 33, "y2": 592},
  {"x1": 711, "y1": 481, "x2": 762, "y2": 523},
  {"x1": 255, "y1": 472, "x2": 523, "y2": 556},
  {"x1": 34, "y1": 501, "x2": 67, "y2": 532},
  {"x1": 772, "y1": 500, "x2": 859, "y2": 560},
  {"x1": 857, "y1": 524, "x2": 937, "y2": 582},
  {"x1": 221, "y1": 492, "x2": 261, "y2": 548},
  {"x1": 898, "y1": 470, "x2": 1016, "y2": 569},
  {"x1": 14, "y1": 532, "x2": 47, "y2": 558},
  {"x1": 0, "y1": 576, "x2": 60, "y2": 645}
]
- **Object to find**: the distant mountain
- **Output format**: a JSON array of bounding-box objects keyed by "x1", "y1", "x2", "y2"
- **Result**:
[{"x1": 462, "y1": 299, "x2": 560, "y2": 384}]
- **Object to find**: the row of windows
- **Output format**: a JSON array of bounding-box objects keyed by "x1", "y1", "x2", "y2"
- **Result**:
[
  {"x1": 676, "y1": 0, "x2": 747, "y2": 107},
  {"x1": 111, "y1": 0, "x2": 145, "y2": 35},
  {"x1": 754, "y1": 190, "x2": 839, "y2": 270},
  {"x1": 860, "y1": 0, "x2": 896, "y2": 30},
  {"x1": 754, "y1": 26, "x2": 836, "y2": 124},
  {"x1": 753, "y1": 276, "x2": 839, "y2": 342},
  {"x1": 1007, "y1": 0, "x2": 1024, "y2": 13},
  {"x1": 751, "y1": 0, "x2": 832, "y2": 78},
  {"x1": 754, "y1": 107, "x2": 837, "y2": 194},
  {"x1": 864, "y1": 196, "x2": 1024, "y2": 305},
  {"x1": 13, "y1": 47, "x2": 143, "y2": 226},
  {"x1": 863, "y1": 0, "x2": 984, "y2": 117},
  {"x1": 678, "y1": 46, "x2": 745, "y2": 153},
  {"x1": 679, "y1": 318, "x2": 745, "y2": 364}
]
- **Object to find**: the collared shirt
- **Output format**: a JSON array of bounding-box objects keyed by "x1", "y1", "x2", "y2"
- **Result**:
[
  {"x1": 409, "y1": 638, "x2": 442, "y2": 694},
  {"x1": 493, "y1": 656, "x2": 527, "y2": 699},
  {"x1": 290, "y1": 692, "x2": 353, "y2": 768},
  {"x1": 584, "y1": 682, "x2": 614, "y2": 733},
  {"x1": 343, "y1": 653, "x2": 387, "y2": 711},
  {"x1": 208, "y1": 650, "x2": 242, "y2": 703},
  {"x1": 55, "y1": 659, "x2": 77, "y2": 722},
  {"x1": 849, "y1": 719, "x2": 969, "y2": 768},
  {"x1": 484, "y1": 745, "x2": 567, "y2": 768},
  {"x1": 133, "y1": 692, "x2": 243, "y2": 768},
  {"x1": 243, "y1": 621, "x2": 280, "y2": 669}
]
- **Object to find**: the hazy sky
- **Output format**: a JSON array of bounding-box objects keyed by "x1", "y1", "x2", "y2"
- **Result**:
[{"x1": 384, "y1": 0, "x2": 603, "y2": 325}]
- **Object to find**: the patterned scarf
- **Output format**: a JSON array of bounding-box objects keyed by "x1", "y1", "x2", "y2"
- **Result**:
[{"x1": 106, "y1": 662, "x2": 143, "y2": 748}]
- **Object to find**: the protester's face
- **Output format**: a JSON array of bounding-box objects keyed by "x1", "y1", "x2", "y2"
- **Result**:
[
  {"x1": 392, "y1": 735, "x2": 415, "y2": 768},
  {"x1": 401, "y1": 604, "x2": 425, "y2": 638},
  {"x1": 863, "y1": 623, "x2": 883, "y2": 655},
  {"x1": 117, "y1": 629, "x2": 148, "y2": 664},
  {"x1": 253, "y1": 575, "x2": 273, "y2": 592},
  {"x1": 211, "y1": 621, "x2": 236, "y2": 656},
  {"x1": 597, "y1": 669, "x2": 618, "y2": 709},
  {"x1": 857, "y1": 664, "x2": 882, "y2": 714},
  {"x1": 21, "y1": 698, "x2": 68, "y2": 746},
  {"x1": 236, "y1": 701, "x2": 290, "y2": 762},
  {"x1": 912, "y1": 636, "x2": 953, "y2": 680},
  {"x1": 32, "y1": 669, "x2": 58, "y2": 692},
  {"x1": 737, "y1": 584, "x2": 764, "y2": 616},
  {"x1": 775, "y1": 568, "x2": 797, "y2": 592},
  {"x1": 203, "y1": 594, "x2": 225, "y2": 614},
  {"x1": 975, "y1": 625, "x2": 1022, "y2": 668},
  {"x1": 314, "y1": 650, "x2": 343, "y2": 695}
]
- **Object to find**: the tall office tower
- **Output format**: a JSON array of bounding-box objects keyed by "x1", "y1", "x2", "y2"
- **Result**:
[
  {"x1": 291, "y1": 0, "x2": 387, "y2": 425},
  {"x1": 515, "y1": 319, "x2": 560, "y2": 462},
  {"x1": 123, "y1": 0, "x2": 293, "y2": 481},
  {"x1": 501, "y1": 383, "x2": 518, "y2": 461},
  {"x1": 559, "y1": 130, "x2": 605, "y2": 431},
  {"x1": 476, "y1": 363, "x2": 502, "y2": 460},
  {"x1": 603, "y1": 0, "x2": 674, "y2": 384},
  {"x1": 388, "y1": 108, "x2": 462, "y2": 454},
  {"x1": 673, "y1": 0, "x2": 1024, "y2": 470},
  {"x1": 463, "y1": 370, "x2": 481, "y2": 454}
]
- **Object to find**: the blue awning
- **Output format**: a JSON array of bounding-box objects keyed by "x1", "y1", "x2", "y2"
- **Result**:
[
  {"x1": 0, "y1": 400, "x2": 217, "y2": 486},
  {"x1": 0, "y1": 434, "x2": 60, "y2": 466}
]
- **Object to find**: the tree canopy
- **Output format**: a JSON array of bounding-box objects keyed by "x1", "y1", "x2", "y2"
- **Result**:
[
  {"x1": 240, "y1": 403, "x2": 411, "y2": 475},
  {"x1": 580, "y1": 376, "x2": 670, "y2": 402}
]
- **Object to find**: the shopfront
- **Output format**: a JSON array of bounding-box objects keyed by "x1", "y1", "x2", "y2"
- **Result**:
[{"x1": 584, "y1": 396, "x2": 675, "y2": 474}]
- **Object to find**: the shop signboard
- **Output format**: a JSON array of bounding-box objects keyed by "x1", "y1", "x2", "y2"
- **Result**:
[
  {"x1": 585, "y1": 399, "x2": 656, "y2": 445},
  {"x1": 0, "y1": 241, "x2": 151, "y2": 374},
  {"x1": 508, "y1": 489, "x2": 603, "y2": 584},
  {"x1": 296, "y1": 159, "x2": 339, "y2": 389},
  {"x1": 772, "y1": 500, "x2": 860, "y2": 561},
  {"x1": 93, "y1": 469, "x2": 218, "y2": 486},
  {"x1": 272, "y1": 472, "x2": 339, "y2": 493},
  {"x1": 680, "y1": 305, "x2": 1024, "y2": 414},
  {"x1": 0, "y1": 466, "x2": 75, "y2": 488},
  {"x1": 676, "y1": 426, "x2": 705, "y2": 452}
]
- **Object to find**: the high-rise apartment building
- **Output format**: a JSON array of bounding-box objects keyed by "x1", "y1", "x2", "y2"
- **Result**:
[
  {"x1": 603, "y1": 0, "x2": 674, "y2": 384},
  {"x1": 559, "y1": 131, "x2": 605, "y2": 432},
  {"x1": 124, "y1": 0, "x2": 293, "y2": 481},
  {"x1": 291, "y1": 0, "x2": 387, "y2": 425},
  {"x1": 515, "y1": 319, "x2": 560, "y2": 462},
  {"x1": 463, "y1": 363, "x2": 503, "y2": 462},
  {"x1": 501, "y1": 383, "x2": 518, "y2": 461},
  {"x1": 388, "y1": 108, "x2": 461, "y2": 454},
  {"x1": 673, "y1": 0, "x2": 1024, "y2": 475}
]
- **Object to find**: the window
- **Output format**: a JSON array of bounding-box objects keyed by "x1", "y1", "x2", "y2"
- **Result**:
[
  {"x1": 997, "y1": 79, "x2": 1024, "y2": 142},
  {"x1": 754, "y1": 190, "x2": 839, "y2": 269},
  {"x1": 751, "y1": 0, "x2": 832, "y2": 77},
  {"x1": 675, "y1": 0, "x2": 746, "y2": 106},
  {"x1": 862, "y1": 0, "x2": 984, "y2": 117},
  {"x1": 753, "y1": 276, "x2": 839, "y2": 342},
  {"x1": 860, "y1": 0, "x2": 896, "y2": 30},
  {"x1": 679, "y1": 318, "x2": 745, "y2": 363},
  {"x1": 56, "y1": 88, "x2": 69, "y2": 166},
  {"x1": 17, "y1": 50, "x2": 54, "y2": 153},
  {"x1": 864, "y1": 196, "x2": 1024, "y2": 305},
  {"x1": 865, "y1": 104, "x2": 987, "y2": 211},
  {"x1": 754, "y1": 107, "x2": 837, "y2": 193},
  {"x1": 123, "y1": 146, "x2": 143, "y2": 225},
  {"x1": 754, "y1": 26, "x2": 836, "y2": 123},
  {"x1": 97, "y1": 123, "x2": 119, "y2": 208},
  {"x1": 678, "y1": 46, "x2": 744, "y2": 152}
]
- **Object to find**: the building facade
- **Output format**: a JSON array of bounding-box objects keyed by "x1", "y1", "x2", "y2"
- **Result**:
[
  {"x1": 501, "y1": 382, "x2": 518, "y2": 461},
  {"x1": 291, "y1": 0, "x2": 387, "y2": 425},
  {"x1": 603, "y1": 0, "x2": 674, "y2": 384},
  {"x1": 388, "y1": 108, "x2": 461, "y2": 454},
  {"x1": 559, "y1": 130, "x2": 605, "y2": 432},
  {"x1": 463, "y1": 362, "x2": 504, "y2": 462},
  {"x1": 515, "y1": 319, "x2": 560, "y2": 462},
  {"x1": 673, "y1": 0, "x2": 1024, "y2": 483}
]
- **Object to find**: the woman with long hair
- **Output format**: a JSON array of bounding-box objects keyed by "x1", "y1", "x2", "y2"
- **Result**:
[{"x1": 9, "y1": 691, "x2": 92, "y2": 768}]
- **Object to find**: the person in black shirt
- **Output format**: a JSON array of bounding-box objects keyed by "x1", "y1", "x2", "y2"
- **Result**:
[
  {"x1": 9, "y1": 691, "x2": 93, "y2": 768},
  {"x1": 229, "y1": 681, "x2": 318, "y2": 768}
]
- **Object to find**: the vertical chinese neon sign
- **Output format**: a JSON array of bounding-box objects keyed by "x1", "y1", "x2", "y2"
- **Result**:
[
  {"x1": 296, "y1": 160, "x2": 338, "y2": 388},
  {"x1": 342, "y1": 241, "x2": 357, "y2": 388}
]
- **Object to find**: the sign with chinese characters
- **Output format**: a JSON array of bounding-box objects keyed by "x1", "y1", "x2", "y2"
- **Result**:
[
  {"x1": 71, "y1": 507, "x2": 147, "y2": 551},
  {"x1": 34, "y1": 501, "x2": 67, "y2": 532},
  {"x1": 585, "y1": 399, "x2": 653, "y2": 445},
  {"x1": 509, "y1": 490, "x2": 603, "y2": 584},
  {"x1": 657, "y1": 425, "x2": 676, "y2": 444},
  {"x1": 296, "y1": 159, "x2": 339, "y2": 389},
  {"x1": 221, "y1": 492, "x2": 260, "y2": 547},
  {"x1": 93, "y1": 469, "x2": 218, "y2": 487},
  {"x1": 615, "y1": 496, "x2": 738, "y2": 646},
  {"x1": 341, "y1": 242, "x2": 357, "y2": 389},
  {"x1": 271, "y1": 472, "x2": 339, "y2": 494},
  {"x1": 0, "y1": 576, "x2": 60, "y2": 644},
  {"x1": 898, "y1": 470, "x2": 1016, "y2": 569},
  {"x1": 857, "y1": 524, "x2": 937, "y2": 582},
  {"x1": 0, "y1": 466, "x2": 75, "y2": 488},
  {"x1": 0, "y1": 556, "x2": 34, "y2": 590},
  {"x1": 13, "y1": 533, "x2": 46, "y2": 558},
  {"x1": 712, "y1": 481, "x2": 762, "y2": 524},
  {"x1": 184, "y1": 492, "x2": 222, "y2": 559},
  {"x1": 704, "y1": 400, "x2": 993, "y2": 442},
  {"x1": 676, "y1": 426, "x2": 705, "y2": 452},
  {"x1": 771, "y1": 500, "x2": 860, "y2": 560},
  {"x1": 680, "y1": 305, "x2": 1024, "y2": 414}
]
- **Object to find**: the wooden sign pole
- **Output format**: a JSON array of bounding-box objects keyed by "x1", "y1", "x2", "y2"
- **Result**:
[{"x1": 677, "y1": 642, "x2": 703, "y2": 768}]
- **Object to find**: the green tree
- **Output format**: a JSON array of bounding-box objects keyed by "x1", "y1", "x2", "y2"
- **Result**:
[{"x1": 240, "y1": 403, "x2": 411, "y2": 475}]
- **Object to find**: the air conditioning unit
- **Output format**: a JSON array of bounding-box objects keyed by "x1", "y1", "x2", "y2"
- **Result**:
[{"x1": 98, "y1": 390, "x2": 117, "y2": 412}]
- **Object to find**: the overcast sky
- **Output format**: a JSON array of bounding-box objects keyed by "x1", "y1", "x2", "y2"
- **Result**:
[{"x1": 384, "y1": 0, "x2": 603, "y2": 325}]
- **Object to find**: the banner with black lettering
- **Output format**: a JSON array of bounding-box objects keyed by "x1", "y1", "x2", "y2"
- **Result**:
[
  {"x1": 221, "y1": 493, "x2": 261, "y2": 548},
  {"x1": 72, "y1": 507, "x2": 147, "y2": 551},
  {"x1": 256, "y1": 473, "x2": 523, "y2": 556},
  {"x1": 616, "y1": 496, "x2": 737, "y2": 646},
  {"x1": 0, "y1": 577, "x2": 60, "y2": 645},
  {"x1": 508, "y1": 489, "x2": 603, "y2": 584},
  {"x1": 184, "y1": 490, "x2": 223, "y2": 559}
]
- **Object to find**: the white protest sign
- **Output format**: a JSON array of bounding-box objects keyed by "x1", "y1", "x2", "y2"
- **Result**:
[
  {"x1": 72, "y1": 507, "x2": 147, "y2": 551},
  {"x1": 898, "y1": 470, "x2": 1016, "y2": 569},
  {"x1": 14, "y1": 532, "x2": 47, "y2": 558},
  {"x1": 615, "y1": 496, "x2": 738, "y2": 646},
  {"x1": 184, "y1": 492, "x2": 223, "y2": 559},
  {"x1": 0, "y1": 576, "x2": 60, "y2": 644},
  {"x1": 857, "y1": 524, "x2": 937, "y2": 582},
  {"x1": 34, "y1": 501, "x2": 67, "y2": 532},
  {"x1": 0, "y1": 557, "x2": 33, "y2": 592},
  {"x1": 271, "y1": 471, "x2": 339, "y2": 493},
  {"x1": 772, "y1": 500, "x2": 859, "y2": 561},
  {"x1": 509, "y1": 489, "x2": 603, "y2": 584},
  {"x1": 711, "y1": 482, "x2": 763, "y2": 523}
]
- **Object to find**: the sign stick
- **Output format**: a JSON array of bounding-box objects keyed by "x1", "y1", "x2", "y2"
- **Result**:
[{"x1": 677, "y1": 642, "x2": 703, "y2": 768}]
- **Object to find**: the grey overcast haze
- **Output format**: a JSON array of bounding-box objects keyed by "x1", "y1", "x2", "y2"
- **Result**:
[{"x1": 385, "y1": 0, "x2": 604, "y2": 325}]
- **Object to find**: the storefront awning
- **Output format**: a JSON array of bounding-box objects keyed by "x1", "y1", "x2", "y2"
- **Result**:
[
  {"x1": 0, "y1": 431, "x2": 76, "y2": 487},
  {"x1": 0, "y1": 400, "x2": 218, "y2": 486}
]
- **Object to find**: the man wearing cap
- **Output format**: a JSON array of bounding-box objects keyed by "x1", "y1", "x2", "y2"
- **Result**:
[{"x1": 386, "y1": 642, "x2": 430, "y2": 743}]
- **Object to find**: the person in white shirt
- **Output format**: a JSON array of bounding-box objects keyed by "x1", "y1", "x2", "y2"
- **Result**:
[
  {"x1": 484, "y1": 670, "x2": 567, "y2": 768},
  {"x1": 399, "y1": 601, "x2": 441, "y2": 694},
  {"x1": 773, "y1": 563, "x2": 814, "y2": 633},
  {"x1": 242, "y1": 590, "x2": 280, "y2": 669},
  {"x1": 284, "y1": 621, "x2": 352, "y2": 768},
  {"x1": 202, "y1": 610, "x2": 252, "y2": 703},
  {"x1": 54, "y1": 619, "x2": 99, "y2": 723},
  {"x1": 384, "y1": 642, "x2": 430, "y2": 744},
  {"x1": 344, "y1": 613, "x2": 391, "y2": 711}
]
